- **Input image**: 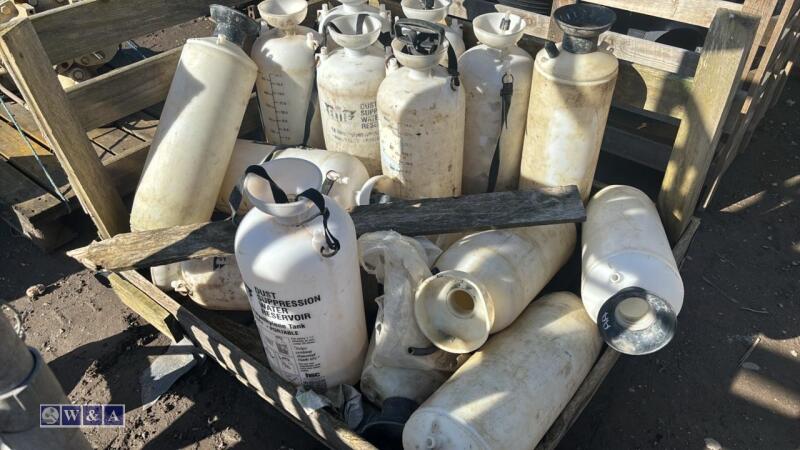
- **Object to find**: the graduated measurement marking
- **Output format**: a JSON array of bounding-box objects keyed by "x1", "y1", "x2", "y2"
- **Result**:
[{"x1": 265, "y1": 73, "x2": 289, "y2": 143}]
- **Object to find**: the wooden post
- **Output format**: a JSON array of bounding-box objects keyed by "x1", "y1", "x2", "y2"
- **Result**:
[
  {"x1": 0, "y1": 18, "x2": 128, "y2": 239},
  {"x1": 657, "y1": 10, "x2": 758, "y2": 241}
]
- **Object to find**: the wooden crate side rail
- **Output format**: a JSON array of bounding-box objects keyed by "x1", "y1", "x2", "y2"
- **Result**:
[
  {"x1": 0, "y1": 18, "x2": 128, "y2": 239},
  {"x1": 449, "y1": 0, "x2": 701, "y2": 77},
  {"x1": 66, "y1": 48, "x2": 181, "y2": 131},
  {"x1": 29, "y1": 0, "x2": 254, "y2": 65},
  {"x1": 584, "y1": 0, "x2": 743, "y2": 27},
  {"x1": 657, "y1": 10, "x2": 758, "y2": 242}
]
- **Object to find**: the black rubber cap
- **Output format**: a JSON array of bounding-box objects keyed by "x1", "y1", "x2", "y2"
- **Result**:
[
  {"x1": 210, "y1": 4, "x2": 260, "y2": 49},
  {"x1": 553, "y1": 3, "x2": 616, "y2": 39},
  {"x1": 597, "y1": 286, "x2": 677, "y2": 355}
]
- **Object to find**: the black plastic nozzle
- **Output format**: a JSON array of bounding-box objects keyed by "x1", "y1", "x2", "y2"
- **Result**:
[
  {"x1": 210, "y1": 4, "x2": 260, "y2": 49},
  {"x1": 553, "y1": 3, "x2": 615, "y2": 54}
]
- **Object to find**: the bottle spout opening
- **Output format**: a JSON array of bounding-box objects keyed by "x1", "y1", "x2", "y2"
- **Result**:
[
  {"x1": 472, "y1": 12, "x2": 526, "y2": 49},
  {"x1": 597, "y1": 286, "x2": 677, "y2": 355},
  {"x1": 553, "y1": 3, "x2": 615, "y2": 54},
  {"x1": 414, "y1": 270, "x2": 493, "y2": 354},
  {"x1": 326, "y1": 14, "x2": 383, "y2": 49},
  {"x1": 243, "y1": 158, "x2": 323, "y2": 218},
  {"x1": 257, "y1": 0, "x2": 308, "y2": 30}
]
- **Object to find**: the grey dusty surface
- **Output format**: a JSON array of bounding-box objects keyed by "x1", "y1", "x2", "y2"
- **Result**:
[{"x1": 1, "y1": 20, "x2": 798, "y2": 450}]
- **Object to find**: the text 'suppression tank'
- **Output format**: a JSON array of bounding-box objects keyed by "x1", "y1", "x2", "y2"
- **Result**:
[
  {"x1": 317, "y1": 14, "x2": 387, "y2": 175},
  {"x1": 519, "y1": 4, "x2": 618, "y2": 201},
  {"x1": 130, "y1": 5, "x2": 259, "y2": 291},
  {"x1": 234, "y1": 158, "x2": 367, "y2": 391},
  {"x1": 378, "y1": 19, "x2": 465, "y2": 199},
  {"x1": 459, "y1": 12, "x2": 533, "y2": 193}
]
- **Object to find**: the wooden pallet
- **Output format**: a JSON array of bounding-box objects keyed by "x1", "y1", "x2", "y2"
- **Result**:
[{"x1": 0, "y1": 0, "x2": 776, "y2": 448}]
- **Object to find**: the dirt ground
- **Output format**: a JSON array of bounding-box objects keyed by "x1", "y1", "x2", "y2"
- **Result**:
[{"x1": 2, "y1": 23, "x2": 799, "y2": 450}]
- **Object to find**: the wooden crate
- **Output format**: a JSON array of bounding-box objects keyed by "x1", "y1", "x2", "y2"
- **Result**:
[{"x1": 0, "y1": 0, "x2": 781, "y2": 448}]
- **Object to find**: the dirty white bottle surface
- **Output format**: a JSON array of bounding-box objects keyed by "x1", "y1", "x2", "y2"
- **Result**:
[
  {"x1": 174, "y1": 256, "x2": 251, "y2": 311},
  {"x1": 317, "y1": 14, "x2": 386, "y2": 176},
  {"x1": 129, "y1": 7, "x2": 259, "y2": 290},
  {"x1": 582, "y1": 184, "x2": 683, "y2": 355},
  {"x1": 402, "y1": 292, "x2": 602, "y2": 450},
  {"x1": 252, "y1": 0, "x2": 324, "y2": 147},
  {"x1": 415, "y1": 223, "x2": 576, "y2": 353},
  {"x1": 460, "y1": 12, "x2": 532, "y2": 194},
  {"x1": 519, "y1": 4, "x2": 618, "y2": 201},
  {"x1": 235, "y1": 158, "x2": 367, "y2": 390},
  {"x1": 378, "y1": 30, "x2": 465, "y2": 199}
]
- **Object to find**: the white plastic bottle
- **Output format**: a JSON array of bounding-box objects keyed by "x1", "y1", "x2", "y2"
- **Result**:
[
  {"x1": 174, "y1": 256, "x2": 251, "y2": 311},
  {"x1": 519, "y1": 4, "x2": 618, "y2": 201},
  {"x1": 318, "y1": 0, "x2": 392, "y2": 37},
  {"x1": 252, "y1": 0, "x2": 324, "y2": 147},
  {"x1": 234, "y1": 158, "x2": 367, "y2": 390},
  {"x1": 582, "y1": 185, "x2": 683, "y2": 355},
  {"x1": 415, "y1": 224, "x2": 576, "y2": 353},
  {"x1": 402, "y1": 292, "x2": 602, "y2": 450},
  {"x1": 378, "y1": 20, "x2": 465, "y2": 199},
  {"x1": 129, "y1": 6, "x2": 259, "y2": 290},
  {"x1": 317, "y1": 14, "x2": 387, "y2": 176},
  {"x1": 460, "y1": 12, "x2": 532, "y2": 194},
  {"x1": 217, "y1": 140, "x2": 373, "y2": 213}
]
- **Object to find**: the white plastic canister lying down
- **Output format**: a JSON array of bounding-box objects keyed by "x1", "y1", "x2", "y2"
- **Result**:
[
  {"x1": 129, "y1": 6, "x2": 259, "y2": 291},
  {"x1": 415, "y1": 223, "x2": 576, "y2": 353},
  {"x1": 358, "y1": 232, "x2": 458, "y2": 406},
  {"x1": 582, "y1": 184, "x2": 684, "y2": 355},
  {"x1": 173, "y1": 256, "x2": 250, "y2": 311},
  {"x1": 402, "y1": 292, "x2": 602, "y2": 450},
  {"x1": 234, "y1": 158, "x2": 367, "y2": 390},
  {"x1": 216, "y1": 140, "x2": 374, "y2": 213}
]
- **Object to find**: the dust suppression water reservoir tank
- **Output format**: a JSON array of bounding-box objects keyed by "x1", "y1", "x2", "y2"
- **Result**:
[
  {"x1": 519, "y1": 4, "x2": 618, "y2": 201},
  {"x1": 252, "y1": 0, "x2": 324, "y2": 147},
  {"x1": 378, "y1": 19, "x2": 465, "y2": 199},
  {"x1": 234, "y1": 158, "x2": 368, "y2": 391},
  {"x1": 317, "y1": 14, "x2": 387, "y2": 176}
]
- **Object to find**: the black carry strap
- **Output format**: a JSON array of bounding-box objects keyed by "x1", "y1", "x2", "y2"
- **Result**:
[
  {"x1": 486, "y1": 73, "x2": 513, "y2": 193},
  {"x1": 394, "y1": 19, "x2": 459, "y2": 90},
  {"x1": 228, "y1": 164, "x2": 340, "y2": 257},
  {"x1": 296, "y1": 188, "x2": 341, "y2": 257}
]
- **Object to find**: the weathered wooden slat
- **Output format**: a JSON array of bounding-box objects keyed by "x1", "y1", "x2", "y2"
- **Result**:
[
  {"x1": 0, "y1": 160, "x2": 75, "y2": 250},
  {"x1": 658, "y1": 10, "x2": 758, "y2": 241},
  {"x1": 29, "y1": 0, "x2": 253, "y2": 64},
  {"x1": 66, "y1": 47, "x2": 181, "y2": 130},
  {"x1": 585, "y1": 0, "x2": 743, "y2": 27},
  {"x1": 18, "y1": 140, "x2": 149, "y2": 226},
  {"x1": 68, "y1": 187, "x2": 585, "y2": 272},
  {"x1": 601, "y1": 126, "x2": 671, "y2": 172},
  {"x1": 0, "y1": 18, "x2": 128, "y2": 238},
  {"x1": 106, "y1": 273, "x2": 182, "y2": 342},
  {"x1": 119, "y1": 270, "x2": 377, "y2": 450}
]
